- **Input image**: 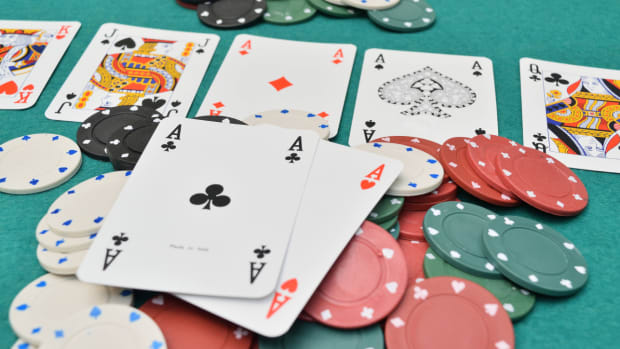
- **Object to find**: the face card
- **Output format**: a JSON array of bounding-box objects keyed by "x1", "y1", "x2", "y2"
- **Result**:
[
  {"x1": 520, "y1": 58, "x2": 620, "y2": 173},
  {"x1": 195, "y1": 34, "x2": 356, "y2": 138},
  {"x1": 178, "y1": 140, "x2": 403, "y2": 337},
  {"x1": 77, "y1": 118, "x2": 320, "y2": 298},
  {"x1": 0, "y1": 20, "x2": 80, "y2": 110},
  {"x1": 348, "y1": 49, "x2": 499, "y2": 146},
  {"x1": 45, "y1": 23, "x2": 219, "y2": 122}
]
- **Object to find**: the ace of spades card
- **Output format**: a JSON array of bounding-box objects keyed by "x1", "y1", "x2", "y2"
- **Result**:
[
  {"x1": 45, "y1": 23, "x2": 219, "y2": 122},
  {"x1": 520, "y1": 58, "x2": 620, "y2": 173},
  {"x1": 0, "y1": 20, "x2": 80, "y2": 109},
  {"x1": 78, "y1": 118, "x2": 320, "y2": 298},
  {"x1": 348, "y1": 49, "x2": 499, "y2": 146},
  {"x1": 195, "y1": 34, "x2": 356, "y2": 138}
]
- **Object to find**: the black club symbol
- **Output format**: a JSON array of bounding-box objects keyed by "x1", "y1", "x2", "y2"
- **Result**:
[
  {"x1": 533, "y1": 132, "x2": 547, "y2": 142},
  {"x1": 254, "y1": 245, "x2": 271, "y2": 259},
  {"x1": 190, "y1": 184, "x2": 231, "y2": 210},
  {"x1": 545, "y1": 73, "x2": 569, "y2": 87},
  {"x1": 112, "y1": 233, "x2": 128, "y2": 246},
  {"x1": 529, "y1": 75, "x2": 541, "y2": 82},
  {"x1": 285, "y1": 153, "x2": 300, "y2": 163},
  {"x1": 475, "y1": 128, "x2": 486, "y2": 135},
  {"x1": 161, "y1": 141, "x2": 176, "y2": 152}
]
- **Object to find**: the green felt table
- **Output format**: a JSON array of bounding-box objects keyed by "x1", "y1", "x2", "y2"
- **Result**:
[{"x1": 1, "y1": 0, "x2": 619, "y2": 348}]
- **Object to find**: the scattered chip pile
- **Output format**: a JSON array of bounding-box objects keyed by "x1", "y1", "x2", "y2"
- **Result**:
[{"x1": 177, "y1": 0, "x2": 436, "y2": 32}]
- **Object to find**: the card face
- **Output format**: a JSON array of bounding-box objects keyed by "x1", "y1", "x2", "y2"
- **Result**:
[
  {"x1": 78, "y1": 119, "x2": 320, "y2": 298},
  {"x1": 196, "y1": 34, "x2": 356, "y2": 138},
  {"x1": 178, "y1": 141, "x2": 403, "y2": 337},
  {"x1": 349, "y1": 49, "x2": 498, "y2": 146},
  {"x1": 0, "y1": 20, "x2": 80, "y2": 109},
  {"x1": 46, "y1": 23, "x2": 219, "y2": 122},
  {"x1": 520, "y1": 58, "x2": 620, "y2": 173}
]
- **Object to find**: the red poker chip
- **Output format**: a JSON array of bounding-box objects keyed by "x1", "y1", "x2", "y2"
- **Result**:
[
  {"x1": 404, "y1": 179, "x2": 458, "y2": 204},
  {"x1": 397, "y1": 239, "x2": 428, "y2": 284},
  {"x1": 466, "y1": 134, "x2": 519, "y2": 195},
  {"x1": 304, "y1": 221, "x2": 408, "y2": 329},
  {"x1": 496, "y1": 145, "x2": 588, "y2": 216},
  {"x1": 439, "y1": 137, "x2": 519, "y2": 207},
  {"x1": 385, "y1": 277, "x2": 514, "y2": 349},
  {"x1": 140, "y1": 294, "x2": 254, "y2": 349},
  {"x1": 398, "y1": 210, "x2": 426, "y2": 241},
  {"x1": 403, "y1": 198, "x2": 455, "y2": 212},
  {"x1": 176, "y1": 0, "x2": 197, "y2": 10},
  {"x1": 372, "y1": 136, "x2": 448, "y2": 181}
]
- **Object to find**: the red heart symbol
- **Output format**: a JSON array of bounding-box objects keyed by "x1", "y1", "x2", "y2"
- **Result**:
[
  {"x1": 360, "y1": 179, "x2": 376, "y2": 190},
  {"x1": 280, "y1": 278, "x2": 298, "y2": 293},
  {"x1": 0, "y1": 81, "x2": 18, "y2": 95},
  {"x1": 22, "y1": 84, "x2": 34, "y2": 91}
]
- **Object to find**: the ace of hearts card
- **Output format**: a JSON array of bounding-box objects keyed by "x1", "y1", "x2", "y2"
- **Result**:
[
  {"x1": 45, "y1": 23, "x2": 219, "y2": 122},
  {"x1": 348, "y1": 49, "x2": 499, "y2": 146},
  {"x1": 0, "y1": 20, "x2": 80, "y2": 110},
  {"x1": 520, "y1": 58, "x2": 620, "y2": 173}
]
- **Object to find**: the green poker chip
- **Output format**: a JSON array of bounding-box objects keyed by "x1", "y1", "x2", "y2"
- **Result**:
[
  {"x1": 307, "y1": 0, "x2": 360, "y2": 17},
  {"x1": 378, "y1": 214, "x2": 398, "y2": 232},
  {"x1": 264, "y1": 0, "x2": 317, "y2": 24},
  {"x1": 423, "y1": 201, "x2": 502, "y2": 279},
  {"x1": 387, "y1": 221, "x2": 400, "y2": 239},
  {"x1": 367, "y1": 0, "x2": 436, "y2": 32},
  {"x1": 259, "y1": 321, "x2": 384, "y2": 348},
  {"x1": 367, "y1": 195, "x2": 404, "y2": 224},
  {"x1": 424, "y1": 247, "x2": 536, "y2": 321},
  {"x1": 482, "y1": 215, "x2": 588, "y2": 297}
]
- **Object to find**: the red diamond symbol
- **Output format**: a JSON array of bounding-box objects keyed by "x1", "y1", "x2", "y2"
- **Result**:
[
  {"x1": 318, "y1": 112, "x2": 329, "y2": 118},
  {"x1": 269, "y1": 77, "x2": 293, "y2": 92},
  {"x1": 213, "y1": 101, "x2": 224, "y2": 109},
  {"x1": 239, "y1": 50, "x2": 249, "y2": 56},
  {"x1": 332, "y1": 59, "x2": 342, "y2": 65}
]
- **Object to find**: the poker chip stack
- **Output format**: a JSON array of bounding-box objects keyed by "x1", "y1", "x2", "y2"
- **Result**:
[{"x1": 366, "y1": 195, "x2": 404, "y2": 239}]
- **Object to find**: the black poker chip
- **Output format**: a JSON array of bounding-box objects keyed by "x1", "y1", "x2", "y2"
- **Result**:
[
  {"x1": 197, "y1": 0, "x2": 267, "y2": 29},
  {"x1": 106, "y1": 118, "x2": 159, "y2": 170},
  {"x1": 76, "y1": 105, "x2": 164, "y2": 161},
  {"x1": 194, "y1": 115, "x2": 248, "y2": 125}
]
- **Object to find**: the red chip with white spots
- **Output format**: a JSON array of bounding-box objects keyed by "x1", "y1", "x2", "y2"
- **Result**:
[
  {"x1": 466, "y1": 134, "x2": 520, "y2": 194},
  {"x1": 397, "y1": 239, "x2": 428, "y2": 284},
  {"x1": 304, "y1": 221, "x2": 408, "y2": 329},
  {"x1": 495, "y1": 145, "x2": 588, "y2": 216},
  {"x1": 404, "y1": 179, "x2": 457, "y2": 204},
  {"x1": 385, "y1": 277, "x2": 514, "y2": 349},
  {"x1": 398, "y1": 210, "x2": 426, "y2": 241},
  {"x1": 439, "y1": 137, "x2": 519, "y2": 207}
]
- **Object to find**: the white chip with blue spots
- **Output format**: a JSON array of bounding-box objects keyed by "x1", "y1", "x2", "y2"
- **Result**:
[
  {"x1": 35, "y1": 217, "x2": 97, "y2": 253},
  {"x1": 36, "y1": 245, "x2": 87, "y2": 276},
  {"x1": 0, "y1": 134, "x2": 81, "y2": 194},
  {"x1": 342, "y1": 0, "x2": 400, "y2": 10},
  {"x1": 38, "y1": 304, "x2": 166, "y2": 349},
  {"x1": 9, "y1": 274, "x2": 133, "y2": 346},
  {"x1": 354, "y1": 141, "x2": 443, "y2": 196},
  {"x1": 246, "y1": 109, "x2": 331, "y2": 140},
  {"x1": 11, "y1": 339, "x2": 35, "y2": 349},
  {"x1": 44, "y1": 171, "x2": 131, "y2": 237}
]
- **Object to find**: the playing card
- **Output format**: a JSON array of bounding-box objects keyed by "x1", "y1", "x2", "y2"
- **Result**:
[
  {"x1": 77, "y1": 118, "x2": 320, "y2": 298},
  {"x1": 195, "y1": 34, "x2": 356, "y2": 138},
  {"x1": 0, "y1": 20, "x2": 80, "y2": 110},
  {"x1": 45, "y1": 23, "x2": 219, "y2": 122},
  {"x1": 348, "y1": 49, "x2": 499, "y2": 146},
  {"x1": 520, "y1": 58, "x2": 620, "y2": 173},
  {"x1": 178, "y1": 140, "x2": 403, "y2": 337}
]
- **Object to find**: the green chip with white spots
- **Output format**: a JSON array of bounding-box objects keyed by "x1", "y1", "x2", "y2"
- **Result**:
[
  {"x1": 378, "y1": 214, "x2": 398, "y2": 231},
  {"x1": 424, "y1": 247, "x2": 536, "y2": 321},
  {"x1": 368, "y1": 0, "x2": 436, "y2": 32},
  {"x1": 387, "y1": 221, "x2": 400, "y2": 239},
  {"x1": 264, "y1": 0, "x2": 317, "y2": 24},
  {"x1": 307, "y1": 0, "x2": 360, "y2": 17},
  {"x1": 423, "y1": 201, "x2": 502, "y2": 279},
  {"x1": 367, "y1": 195, "x2": 404, "y2": 224},
  {"x1": 482, "y1": 215, "x2": 588, "y2": 297}
]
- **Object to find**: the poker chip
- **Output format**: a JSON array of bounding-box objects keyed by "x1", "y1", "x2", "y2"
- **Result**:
[
  {"x1": 264, "y1": 0, "x2": 317, "y2": 24},
  {"x1": 341, "y1": 0, "x2": 400, "y2": 10},
  {"x1": 76, "y1": 105, "x2": 164, "y2": 160},
  {"x1": 404, "y1": 179, "x2": 457, "y2": 204},
  {"x1": 44, "y1": 171, "x2": 132, "y2": 237},
  {"x1": 368, "y1": 0, "x2": 436, "y2": 32},
  {"x1": 9, "y1": 273, "x2": 133, "y2": 345},
  {"x1": 194, "y1": 115, "x2": 248, "y2": 125},
  {"x1": 482, "y1": 216, "x2": 588, "y2": 297},
  {"x1": 36, "y1": 245, "x2": 87, "y2": 276},
  {"x1": 398, "y1": 210, "x2": 426, "y2": 241},
  {"x1": 372, "y1": 135, "x2": 441, "y2": 158},
  {"x1": 246, "y1": 109, "x2": 330, "y2": 140},
  {"x1": 259, "y1": 321, "x2": 384, "y2": 349},
  {"x1": 307, "y1": 0, "x2": 360, "y2": 17},
  {"x1": 496, "y1": 145, "x2": 588, "y2": 216},
  {"x1": 35, "y1": 217, "x2": 97, "y2": 253},
  {"x1": 424, "y1": 248, "x2": 536, "y2": 321},
  {"x1": 106, "y1": 119, "x2": 158, "y2": 170},
  {"x1": 176, "y1": 0, "x2": 198, "y2": 10},
  {"x1": 38, "y1": 304, "x2": 165, "y2": 349},
  {"x1": 325, "y1": 0, "x2": 347, "y2": 4},
  {"x1": 378, "y1": 214, "x2": 398, "y2": 231},
  {"x1": 0, "y1": 134, "x2": 81, "y2": 194},
  {"x1": 367, "y1": 195, "x2": 404, "y2": 224},
  {"x1": 398, "y1": 239, "x2": 428, "y2": 284},
  {"x1": 197, "y1": 0, "x2": 267, "y2": 29},
  {"x1": 466, "y1": 134, "x2": 519, "y2": 195},
  {"x1": 11, "y1": 339, "x2": 34, "y2": 349},
  {"x1": 403, "y1": 197, "x2": 452, "y2": 212},
  {"x1": 140, "y1": 294, "x2": 254, "y2": 349},
  {"x1": 304, "y1": 221, "x2": 407, "y2": 328},
  {"x1": 355, "y1": 142, "x2": 444, "y2": 197},
  {"x1": 423, "y1": 201, "x2": 502, "y2": 279},
  {"x1": 439, "y1": 137, "x2": 519, "y2": 206},
  {"x1": 385, "y1": 277, "x2": 514, "y2": 349},
  {"x1": 388, "y1": 221, "x2": 400, "y2": 239}
]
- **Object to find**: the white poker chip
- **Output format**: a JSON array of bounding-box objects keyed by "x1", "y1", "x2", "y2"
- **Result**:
[
  {"x1": 246, "y1": 109, "x2": 331, "y2": 140},
  {"x1": 342, "y1": 0, "x2": 400, "y2": 10},
  {"x1": 0, "y1": 134, "x2": 81, "y2": 194},
  {"x1": 355, "y1": 141, "x2": 443, "y2": 196},
  {"x1": 44, "y1": 171, "x2": 131, "y2": 237},
  {"x1": 35, "y1": 217, "x2": 96, "y2": 253},
  {"x1": 36, "y1": 245, "x2": 87, "y2": 276},
  {"x1": 38, "y1": 304, "x2": 166, "y2": 349},
  {"x1": 9, "y1": 274, "x2": 133, "y2": 345},
  {"x1": 11, "y1": 339, "x2": 35, "y2": 349}
]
